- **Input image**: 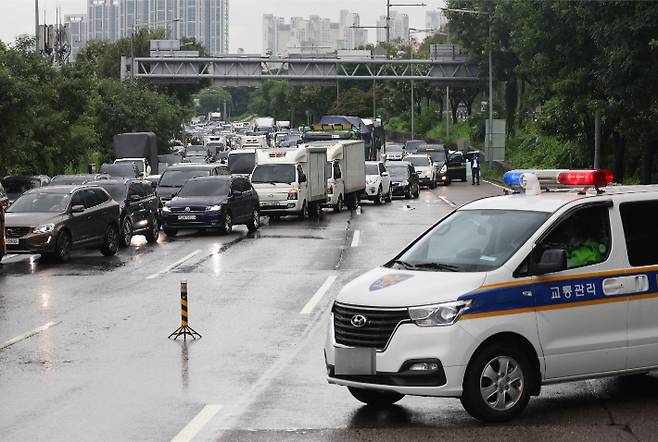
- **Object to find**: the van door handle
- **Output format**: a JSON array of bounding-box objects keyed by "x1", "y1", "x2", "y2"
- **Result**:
[{"x1": 521, "y1": 290, "x2": 533, "y2": 297}]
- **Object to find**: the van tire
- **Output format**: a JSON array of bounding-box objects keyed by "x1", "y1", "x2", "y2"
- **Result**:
[
  {"x1": 120, "y1": 217, "x2": 133, "y2": 248},
  {"x1": 460, "y1": 342, "x2": 533, "y2": 422},
  {"x1": 145, "y1": 217, "x2": 160, "y2": 243},
  {"x1": 247, "y1": 208, "x2": 260, "y2": 232},
  {"x1": 348, "y1": 387, "x2": 404, "y2": 407},
  {"x1": 297, "y1": 201, "x2": 307, "y2": 221},
  {"x1": 333, "y1": 195, "x2": 344, "y2": 212},
  {"x1": 374, "y1": 187, "x2": 383, "y2": 205}
]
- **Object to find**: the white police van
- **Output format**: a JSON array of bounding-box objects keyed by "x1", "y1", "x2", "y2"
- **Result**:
[{"x1": 325, "y1": 169, "x2": 658, "y2": 421}]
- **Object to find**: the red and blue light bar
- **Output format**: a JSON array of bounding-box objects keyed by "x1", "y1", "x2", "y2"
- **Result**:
[{"x1": 503, "y1": 169, "x2": 614, "y2": 189}]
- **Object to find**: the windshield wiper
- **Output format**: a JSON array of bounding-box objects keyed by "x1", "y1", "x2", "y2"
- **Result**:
[
  {"x1": 391, "y1": 259, "x2": 417, "y2": 270},
  {"x1": 413, "y1": 262, "x2": 460, "y2": 272}
]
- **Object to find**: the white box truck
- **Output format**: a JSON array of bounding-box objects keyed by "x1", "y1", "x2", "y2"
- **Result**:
[
  {"x1": 251, "y1": 147, "x2": 327, "y2": 220},
  {"x1": 310, "y1": 140, "x2": 366, "y2": 211}
]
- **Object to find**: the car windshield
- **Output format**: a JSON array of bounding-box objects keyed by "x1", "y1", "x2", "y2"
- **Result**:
[
  {"x1": 387, "y1": 165, "x2": 409, "y2": 180},
  {"x1": 206, "y1": 143, "x2": 226, "y2": 152},
  {"x1": 96, "y1": 183, "x2": 127, "y2": 202},
  {"x1": 8, "y1": 192, "x2": 71, "y2": 213},
  {"x1": 393, "y1": 210, "x2": 550, "y2": 272},
  {"x1": 423, "y1": 150, "x2": 446, "y2": 163},
  {"x1": 115, "y1": 160, "x2": 144, "y2": 172},
  {"x1": 50, "y1": 176, "x2": 88, "y2": 185},
  {"x1": 179, "y1": 180, "x2": 230, "y2": 197},
  {"x1": 2, "y1": 179, "x2": 39, "y2": 194},
  {"x1": 229, "y1": 153, "x2": 256, "y2": 175},
  {"x1": 365, "y1": 163, "x2": 379, "y2": 175},
  {"x1": 386, "y1": 144, "x2": 403, "y2": 153},
  {"x1": 408, "y1": 157, "x2": 430, "y2": 167},
  {"x1": 159, "y1": 169, "x2": 211, "y2": 187},
  {"x1": 186, "y1": 146, "x2": 206, "y2": 156},
  {"x1": 251, "y1": 165, "x2": 296, "y2": 184},
  {"x1": 406, "y1": 141, "x2": 425, "y2": 153}
]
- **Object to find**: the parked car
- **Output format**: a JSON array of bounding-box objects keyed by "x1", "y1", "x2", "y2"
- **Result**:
[
  {"x1": 404, "y1": 139, "x2": 427, "y2": 155},
  {"x1": 49, "y1": 174, "x2": 111, "y2": 186},
  {"x1": 88, "y1": 179, "x2": 160, "y2": 247},
  {"x1": 386, "y1": 161, "x2": 420, "y2": 199},
  {"x1": 156, "y1": 163, "x2": 230, "y2": 205},
  {"x1": 405, "y1": 154, "x2": 436, "y2": 189},
  {"x1": 4, "y1": 185, "x2": 120, "y2": 262},
  {"x1": 160, "y1": 176, "x2": 260, "y2": 236},
  {"x1": 362, "y1": 161, "x2": 392, "y2": 205},
  {"x1": 448, "y1": 151, "x2": 468, "y2": 182},
  {"x1": 1, "y1": 175, "x2": 51, "y2": 204},
  {"x1": 383, "y1": 143, "x2": 406, "y2": 161}
]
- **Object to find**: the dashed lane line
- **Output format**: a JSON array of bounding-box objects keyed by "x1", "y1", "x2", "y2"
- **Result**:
[
  {"x1": 0, "y1": 321, "x2": 62, "y2": 350},
  {"x1": 351, "y1": 230, "x2": 360, "y2": 248},
  {"x1": 171, "y1": 404, "x2": 223, "y2": 442},
  {"x1": 300, "y1": 274, "x2": 338, "y2": 314},
  {"x1": 439, "y1": 196, "x2": 457, "y2": 208},
  {"x1": 146, "y1": 250, "x2": 201, "y2": 280}
]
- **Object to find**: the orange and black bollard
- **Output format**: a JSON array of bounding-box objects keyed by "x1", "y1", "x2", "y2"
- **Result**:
[{"x1": 168, "y1": 280, "x2": 202, "y2": 341}]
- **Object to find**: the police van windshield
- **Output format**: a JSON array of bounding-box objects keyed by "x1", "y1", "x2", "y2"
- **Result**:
[{"x1": 392, "y1": 209, "x2": 550, "y2": 272}]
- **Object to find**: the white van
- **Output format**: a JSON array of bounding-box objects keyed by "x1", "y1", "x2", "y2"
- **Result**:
[{"x1": 325, "y1": 169, "x2": 658, "y2": 422}]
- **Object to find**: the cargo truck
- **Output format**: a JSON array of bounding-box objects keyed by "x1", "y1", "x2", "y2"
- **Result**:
[
  {"x1": 251, "y1": 146, "x2": 327, "y2": 220},
  {"x1": 311, "y1": 140, "x2": 366, "y2": 212},
  {"x1": 113, "y1": 132, "x2": 159, "y2": 176}
]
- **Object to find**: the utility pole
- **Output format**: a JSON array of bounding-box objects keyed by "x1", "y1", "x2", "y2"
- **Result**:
[
  {"x1": 487, "y1": 17, "x2": 493, "y2": 165},
  {"x1": 373, "y1": 80, "x2": 376, "y2": 117},
  {"x1": 446, "y1": 86, "x2": 450, "y2": 138},
  {"x1": 386, "y1": 1, "x2": 427, "y2": 44},
  {"x1": 35, "y1": 0, "x2": 39, "y2": 52},
  {"x1": 411, "y1": 80, "x2": 415, "y2": 139}
]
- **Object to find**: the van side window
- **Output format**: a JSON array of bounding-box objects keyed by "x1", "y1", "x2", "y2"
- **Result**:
[
  {"x1": 536, "y1": 206, "x2": 611, "y2": 270},
  {"x1": 620, "y1": 200, "x2": 658, "y2": 266}
]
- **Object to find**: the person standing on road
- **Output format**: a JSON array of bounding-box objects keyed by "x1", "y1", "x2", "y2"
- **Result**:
[{"x1": 471, "y1": 154, "x2": 481, "y2": 185}]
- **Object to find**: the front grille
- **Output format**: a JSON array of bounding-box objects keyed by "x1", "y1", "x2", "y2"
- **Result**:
[
  {"x1": 5, "y1": 226, "x2": 32, "y2": 238},
  {"x1": 333, "y1": 303, "x2": 410, "y2": 350},
  {"x1": 170, "y1": 206, "x2": 207, "y2": 213}
]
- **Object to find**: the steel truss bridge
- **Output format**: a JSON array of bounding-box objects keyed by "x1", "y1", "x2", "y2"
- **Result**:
[{"x1": 121, "y1": 55, "x2": 480, "y2": 86}]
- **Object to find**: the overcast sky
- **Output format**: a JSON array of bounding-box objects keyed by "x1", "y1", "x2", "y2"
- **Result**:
[{"x1": 0, "y1": 0, "x2": 444, "y2": 52}]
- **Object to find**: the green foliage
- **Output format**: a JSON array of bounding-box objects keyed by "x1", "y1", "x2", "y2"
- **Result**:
[
  {"x1": 506, "y1": 125, "x2": 585, "y2": 170},
  {"x1": 246, "y1": 81, "x2": 336, "y2": 125},
  {"x1": 196, "y1": 86, "x2": 232, "y2": 115}
]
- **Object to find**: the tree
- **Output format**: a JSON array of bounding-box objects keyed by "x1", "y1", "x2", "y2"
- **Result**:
[{"x1": 197, "y1": 86, "x2": 232, "y2": 115}]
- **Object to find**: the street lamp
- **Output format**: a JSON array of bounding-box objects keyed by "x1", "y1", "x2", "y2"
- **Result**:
[
  {"x1": 442, "y1": 7, "x2": 493, "y2": 165},
  {"x1": 387, "y1": 1, "x2": 427, "y2": 43}
]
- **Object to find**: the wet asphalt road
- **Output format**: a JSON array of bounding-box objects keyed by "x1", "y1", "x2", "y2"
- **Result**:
[{"x1": 0, "y1": 180, "x2": 656, "y2": 441}]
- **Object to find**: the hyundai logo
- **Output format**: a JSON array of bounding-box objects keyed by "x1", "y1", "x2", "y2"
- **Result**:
[
  {"x1": 185, "y1": 207, "x2": 191, "y2": 212},
  {"x1": 351, "y1": 314, "x2": 368, "y2": 328}
]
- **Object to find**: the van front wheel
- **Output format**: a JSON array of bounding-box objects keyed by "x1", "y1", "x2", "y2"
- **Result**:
[
  {"x1": 348, "y1": 387, "x2": 404, "y2": 407},
  {"x1": 460, "y1": 343, "x2": 533, "y2": 422}
]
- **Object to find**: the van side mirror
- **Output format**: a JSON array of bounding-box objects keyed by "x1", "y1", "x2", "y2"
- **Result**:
[
  {"x1": 533, "y1": 248, "x2": 567, "y2": 275},
  {"x1": 299, "y1": 174, "x2": 307, "y2": 183},
  {"x1": 70, "y1": 204, "x2": 85, "y2": 214}
]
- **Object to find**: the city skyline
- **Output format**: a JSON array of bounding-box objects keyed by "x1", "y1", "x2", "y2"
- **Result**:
[{"x1": 1, "y1": 0, "x2": 445, "y2": 53}]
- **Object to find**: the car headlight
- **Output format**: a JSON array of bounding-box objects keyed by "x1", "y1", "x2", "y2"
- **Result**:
[
  {"x1": 207, "y1": 205, "x2": 222, "y2": 212},
  {"x1": 33, "y1": 223, "x2": 55, "y2": 234},
  {"x1": 408, "y1": 300, "x2": 473, "y2": 327},
  {"x1": 288, "y1": 188, "x2": 299, "y2": 200},
  {"x1": 162, "y1": 206, "x2": 171, "y2": 212},
  {"x1": 440, "y1": 164, "x2": 447, "y2": 174},
  {"x1": 401, "y1": 180, "x2": 409, "y2": 186}
]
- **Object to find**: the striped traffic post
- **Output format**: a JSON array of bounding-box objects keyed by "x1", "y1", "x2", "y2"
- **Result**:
[{"x1": 168, "y1": 280, "x2": 202, "y2": 341}]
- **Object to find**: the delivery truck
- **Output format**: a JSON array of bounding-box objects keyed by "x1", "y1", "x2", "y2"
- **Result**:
[
  {"x1": 250, "y1": 146, "x2": 327, "y2": 220},
  {"x1": 311, "y1": 140, "x2": 366, "y2": 212},
  {"x1": 113, "y1": 132, "x2": 159, "y2": 176}
]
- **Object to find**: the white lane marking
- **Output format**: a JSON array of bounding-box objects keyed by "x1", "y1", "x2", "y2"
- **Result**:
[
  {"x1": 4, "y1": 254, "x2": 17, "y2": 259},
  {"x1": 356, "y1": 206, "x2": 362, "y2": 215},
  {"x1": 171, "y1": 404, "x2": 223, "y2": 442},
  {"x1": 483, "y1": 179, "x2": 513, "y2": 192},
  {"x1": 300, "y1": 274, "x2": 337, "y2": 314},
  {"x1": 0, "y1": 321, "x2": 62, "y2": 350},
  {"x1": 351, "y1": 230, "x2": 360, "y2": 248},
  {"x1": 439, "y1": 196, "x2": 457, "y2": 208},
  {"x1": 147, "y1": 250, "x2": 201, "y2": 280}
]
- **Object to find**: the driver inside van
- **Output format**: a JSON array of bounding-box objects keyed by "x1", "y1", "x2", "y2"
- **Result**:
[{"x1": 544, "y1": 209, "x2": 609, "y2": 269}]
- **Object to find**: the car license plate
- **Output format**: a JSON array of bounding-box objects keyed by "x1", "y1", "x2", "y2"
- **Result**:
[
  {"x1": 177, "y1": 215, "x2": 196, "y2": 220},
  {"x1": 6, "y1": 238, "x2": 19, "y2": 245},
  {"x1": 334, "y1": 347, "x2": 376, "y2": 375}
]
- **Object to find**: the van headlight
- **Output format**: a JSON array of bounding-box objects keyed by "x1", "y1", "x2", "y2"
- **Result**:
[
  {"x1": 408, "y1": 300, "x2": 472, "y2": 327},
  {"x1": 33, "y1": 223, "x2": 55, "y2": 234},
  {"x1": 440, "y1": 164, "x2": 447, "y2": 174}
]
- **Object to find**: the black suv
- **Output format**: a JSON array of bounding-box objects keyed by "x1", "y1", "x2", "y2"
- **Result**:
[
  {"x1": 386, "y1": 161, "x2": 420, "y2": 199},
  {"x1": 4, "y1": 185, "x2": 120, "y2": 262},
  {"x1": 88, "y1": 179, "x2": 160, "y2": 247},
  {"x1": 2, "y1": 175, "x2": 51, "y2": 204},
  {"x1": 161, "y1": 176, "x2": 260, "y2": 236},
  {"x1": 0, "y1": 182, "x2": 8, "y2": 261}
]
